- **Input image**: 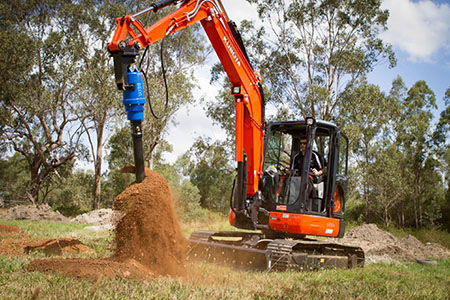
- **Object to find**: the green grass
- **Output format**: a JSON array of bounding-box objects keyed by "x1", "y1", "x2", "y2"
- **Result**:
[
  {"x1": 1, "y1": 219, "x2": 449, "y2": 299},
  {"x1": 0, "y1": 255, "x2": 448, "y2": 299}
]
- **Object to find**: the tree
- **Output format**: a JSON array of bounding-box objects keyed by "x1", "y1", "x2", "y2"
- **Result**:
[
  {"x1": 433, "y1": 87, "x2": 450, "y2": 229},
  {"x1": 67, "y1": 0, "x2": 124, "y2": 210},
  {"x1": 246, "y1": 0, "x2": 395, "y2": 121},
  {"x1": 0, "y1": 0, "x2": 87, "y2": 204},
  {"x1": 179, "y1": 137, "x2": 234, "y2": 211},
  {"x1": 337, "y1": 79, "x2": 397, "y2": 222},
  {"x1": 397, "y1": 80, "x2": 436, "y2": 228}
]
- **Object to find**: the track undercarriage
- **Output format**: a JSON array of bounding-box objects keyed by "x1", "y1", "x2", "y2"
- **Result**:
[{"x1": 187, "y1": 230, "x2": 364, "y2": 271}]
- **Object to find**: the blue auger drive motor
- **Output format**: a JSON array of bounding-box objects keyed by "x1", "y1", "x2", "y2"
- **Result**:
[
  {"x1": 123, "y1": 70, "x2": 146, "y2": 121},
  {"x1": 123, "y1": 69, "x2": 146, "y2": 183}
]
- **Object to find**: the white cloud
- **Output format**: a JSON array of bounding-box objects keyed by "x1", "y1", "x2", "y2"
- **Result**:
[
  {"x1": 381, "y1": 0, "x2": 450, "y2": 61},
  {"x1": 163, "y1": 61, "x2": 227, "y2": 163},
  {"x1": 221, "y1": 0, "x2": 259, "y2": 25}
]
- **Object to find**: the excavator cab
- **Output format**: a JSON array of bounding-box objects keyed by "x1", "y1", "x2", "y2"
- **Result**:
[{"x1": 260, "y1": 119, "x2": 349, "y2": 222}]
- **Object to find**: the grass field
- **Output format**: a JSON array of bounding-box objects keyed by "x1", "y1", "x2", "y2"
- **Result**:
[{"x1": 0, "y1": 219, "x2": 449, "y2": 299}]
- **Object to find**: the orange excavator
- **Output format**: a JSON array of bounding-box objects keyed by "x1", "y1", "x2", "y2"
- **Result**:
[{"x1": 108, "y1": 0, "x2": 364, "y2": 271}]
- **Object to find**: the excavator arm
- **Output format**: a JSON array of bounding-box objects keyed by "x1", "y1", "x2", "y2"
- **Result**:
[{"x1": 108, "y1": 0, "x2": 265, "y2": 213}]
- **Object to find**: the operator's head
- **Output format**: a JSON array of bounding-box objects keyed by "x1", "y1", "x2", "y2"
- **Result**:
[{"x1": 300, "y1": 137, "x2": 307, "y2": 154}]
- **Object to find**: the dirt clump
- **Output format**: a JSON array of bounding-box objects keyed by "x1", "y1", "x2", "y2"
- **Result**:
[
  {"x1": 26, "y1": 258, "x2": 152, "y2": 281},
  {"x1": 1, "y1": 204, "x2": 68, "y2": 223},
  {"x1": 0, "y1": 237, "x2": 95, "y2": 256},
  {"x1": 336, "y1": 224, "x2": 450, "y2": 263},
  {"x1": 113, "y1": 168, "x2": 187, "y2": 277}
]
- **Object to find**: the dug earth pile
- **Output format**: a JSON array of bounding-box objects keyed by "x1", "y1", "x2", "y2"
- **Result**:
[
  {"x1": 22, "y1": 168, "x2": 186, "y2": 280},
  {"x1": 1, "y1": 204, "x2": 68, "y2": 223},
  {"x1": 0, "y1": 225, "x2": 94, "y2": 256},
  {"x1": 113, "y1": 168, "x2": 186, "y2": 277},
  {"x1": 335, "y1": 224, "x2": 450, "y2": 264}
]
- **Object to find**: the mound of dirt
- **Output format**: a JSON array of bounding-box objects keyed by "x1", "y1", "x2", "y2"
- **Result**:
[
  {"x1": 1, "y1": 204, "x2": 68, "y2": 223},
  {"x1": 336, "y1": 224, "x2": 450, "y2": 263},
  {"x1": 26, "y1": 258, "x2": 152, "y2": 281},
  {"x1": 25, "y1": 168, "x2": 186, "y2": 281},
  {"x1": 0, "y1": 237, "x2": 95, "y2": 256},
  {"x1": 71, "y1": 209, "x2": 124, "y2": 226},
  {"x1": 113, "y1": 169, "x2": 186, "y2": 277}
]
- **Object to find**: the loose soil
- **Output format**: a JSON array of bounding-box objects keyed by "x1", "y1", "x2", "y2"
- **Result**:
[
  {"x1": 22, "y1": 168, "x2": 186, "y2": 281},
  {"x1": 1, "y1": 204, "x2": 68, "y2": 223},
  {"x1": 0, "y1": 224, "x2": 29, "y2": 239},
  {"x1": 71, "y1": 209, "x2": 124, "y2": 226},
  {"x1": 113, "y1": 169, "x2": 186, "y2": 277},
  {"x1": 26, "y1": 258, "x2": 152, "y2": 281},
  {"x1": 335, "y1": 223, "x2": 450, "y2": 263}
]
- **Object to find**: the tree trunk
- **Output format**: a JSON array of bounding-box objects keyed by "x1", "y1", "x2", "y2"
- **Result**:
[
  {"x1": 93, "y1": 125, "x2": 104, "y2": 210},
  {"x1": 148, "y1": 150, "x2": 153, "y2": 170},
  {"x1": 29, "y1": 159, "x2": 42, "y2": 204},
  {"x1": 417, "y1": 177, "x2": 422, "y2": 228}
]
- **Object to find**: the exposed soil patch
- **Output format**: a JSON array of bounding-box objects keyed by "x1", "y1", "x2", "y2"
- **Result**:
[
  {"x1": 336, "y1": 224, "x2": 450, "y2": 263},
  {"x1": 0, "y1": 224, "x2": 29, "y2": 239},
  {"x1": 26, "y1": 258, "x2": 152, "y2": 281},
  {"x1": 0, "y1": 237, "x2": 95, "y2": 256}
]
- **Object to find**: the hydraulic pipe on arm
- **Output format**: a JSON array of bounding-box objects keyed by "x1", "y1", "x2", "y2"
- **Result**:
[{"x1": 108, "y1": 0, "x2": 265, "y2": 215}]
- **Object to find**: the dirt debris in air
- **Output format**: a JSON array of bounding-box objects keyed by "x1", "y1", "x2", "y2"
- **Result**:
[{"x1": 24, "y1": 167, "x2": 186, "y2": 280}]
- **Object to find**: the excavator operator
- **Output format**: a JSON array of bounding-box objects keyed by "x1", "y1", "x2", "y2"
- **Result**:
[{"x1": 293, "y1": 137, "x2": 325, "y2": 182}]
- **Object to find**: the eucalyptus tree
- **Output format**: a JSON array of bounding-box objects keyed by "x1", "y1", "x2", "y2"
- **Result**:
[
  {"x1": 0, "y1": 0, "x2": 87, "y2": 203},
  {"x1": 337, "y1": 79, "x2": 397, "y2": 222},
  {"x1": 178, "y1": 136, "x2": 234, "y2": 210},
  {"x1": 206, "y1": 0, "x2": 395, "y2": 148},
  {"x1": 395, "y1": 79, "x2": 437, "y2": 228},
  {"x1": 248, "y1": 0, "x2": 396, "y2": 121}
]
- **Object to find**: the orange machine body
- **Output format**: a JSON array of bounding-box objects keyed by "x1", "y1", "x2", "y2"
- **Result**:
[{"x1": 268, "y1": 212, "x2": 341, "y2": 238}]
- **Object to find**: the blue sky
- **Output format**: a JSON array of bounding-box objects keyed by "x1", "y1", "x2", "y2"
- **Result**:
[
  {"x1": 368, "y1": 0, "x2": 450, "y2": 115},
  {"x1": 163, "y1": 0, "x2": 450, "y2": 163}
]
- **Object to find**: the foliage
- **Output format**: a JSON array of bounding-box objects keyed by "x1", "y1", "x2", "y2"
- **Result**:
[
  {"x1": 178, "y1": 137, "x2": 235, "y2": 211},
  {"x1": 0, "y1": 154, "x2": 30, "y2": 206},
  {"x1": 248, "y1": 0, "x2": 395, "y2": 121},
  {"x1": 343, "y1": 78, "x2": 447, "y2": 229},
  {"x1": 0, "y1": 0, "x2": 89, "y2": 203}
]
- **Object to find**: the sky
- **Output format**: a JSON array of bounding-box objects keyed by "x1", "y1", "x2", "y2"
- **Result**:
[{"x1": 162, "y1": 0, "x2": 450, "y2": 164}]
